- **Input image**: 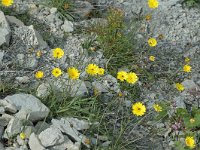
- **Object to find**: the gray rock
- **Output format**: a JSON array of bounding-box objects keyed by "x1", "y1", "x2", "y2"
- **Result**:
[
  {"x1": 0, "y1": 100, "x2": 18, "y2": 113},
  {"x1": 50, "y1": 7, "x2": 57, "y2": 14},
  {"x1": 3, "y1": 118, "x2": 23, "y2": 138},
  {"x1": 0, "y1": 51, "x2": 4, "y2": 65},
  {"x1": 0, "y1": 117, "x2": 10, "y2": 126},
  {"x1": 61, "y1": 20, "x2": 74, "y2": 32},
  {"x1": 6, "y1": 15, "x2": 25, "y2": 26},
  {"x1": 0, "y1": 126, "x2": 4, "y2": 137},
  {"x1": 0, "y1": 107, "x2": 5, "y2": 114},
  {"x1": 182, "y1": 80, "x2": 199, "y2": 90},
  {"x1": 39, "y1": 127, "x2": 64, "y2": 147},
  {"x1": 0, "y1": 142, "x2": 4, "y2": 150},
  {"x1": 62, "y1": 117, "x2": 90, "y2": 131},
  {"x1": 51, "y1": 119, "x2": 90, "y2": 147},
  {"x1": 17, "y1": 54, "x2": 25, "y2": 66},
  {"x1": 29, "y1": 133, "x2": 46, "y2": 150},
  {"x1": 74, "y1": 1, "x2": 94, "y2": 18},
  {"x1": 24, "y1": 56, "x2": 38, "y2": 69},
  {"x1": 36, "y1": 83, "x2": 51, "y2": 98},
  {"x1": 3, "y1": 94, "x2": 49, "y2": 122},
  {"x1": 35, "y1": 121, "x2": 50, "y2": 134},
  {"x1": 0, "y1": 11, "x2": 11, "y2": 46},
  {"x1": 15, "y1": 76, "x2": 30, "y2": 84}
]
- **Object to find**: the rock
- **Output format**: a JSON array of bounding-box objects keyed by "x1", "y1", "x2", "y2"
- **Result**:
[
  {"x1": 36, "y1": 83, "x2": 51, "y2": 98},
  {"x1": 0, "y1": 142, "x2": 4, "y2": 150},
  {"x1": 50, "y1": 7, "x2": 57, "y2": 14},
  {"x1": 61, "y1": 20, "x2": 74, "y2": 32},
  {"x1": 0, "y1": 107, "x2": 5, "y2": 114},
  {"x1": 62, "y1": 117, "x2": 90, "y2": 131},
  {"x1": 17, "y1": 135, "x2": 25, "y2": 146},
  {"x1": 3, "y1": 94, "x2": 49, "y2": 122},
  {"x1": 24, "y1": 55, "x2": 38, "y2": 69},
  {"x1": 51, "y1": 119, "x2": 90, "y2": 147},
  {"x1": 15, "y1": 76, "x2": 30, "y2": 84},
  {"x1": 0, "y1": 51, "x2": 4, "y2": 65},
  {"x1": 0, "y1": 117, "x2": 10, "y2": 126},
  {"x1": 0, "y1": 126, "x2": 4, "y2": 137},
  {"x1": 173, "y1": 96, "x2": 186, "y2": 108},
  {"x1": 29, "y1": 133, "x2": 46, "y2": 150},
  {"x1": 74, "y1": 1, "x2": 94, "y2": 18},
  {"x1": 0, "y1": 11, "x2": 11, "y2": 46},
  {"x1": 34, "y1": 121, "x2": 50, "y2": 134},
  {"x1": 6, "y1": 15, "x2": 25, "y2": 26},
  {"x1": 17, "y1": 54, "x2": 25, "y2": 66},
  {"x1": 3, "y1": 118, "x2": 23, "y2": 138},
  {"x1": 182, "y1": 80, "x2": 199, "y2": 90},
  {"x1": 0, "y1": 100, "x2": 18, "y2": 113},
  {"x1": 38, "y1": 127, "x2": 64, "y2": 147}
]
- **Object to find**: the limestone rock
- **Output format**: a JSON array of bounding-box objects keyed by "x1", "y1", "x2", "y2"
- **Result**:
[{"x1": 29, "y1": 133, "x2": 46, "y2": 150}]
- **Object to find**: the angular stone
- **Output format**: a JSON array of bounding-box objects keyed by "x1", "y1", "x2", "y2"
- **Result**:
[
  {"x1": 29, "y1": 133, "x2": 46, "y2": 150},
  {"x1": 3, "y1": 94, "x2": 49, "y2": 122},
  {"x1": 0, "y1": 11, "x2": 11, "y2": 46},
  {"x1": 36, "y1": 83, "x2": 51, "y2": 98},
  {"x1": 39, "y1": 127, "x2": 64, "y2": 147},
  {"x1": 61, "y1": 20, "x2": 74, "y2": 32},
  {"x1": 34, "y1": 121, "x2": 50, "y2": 134},
  {"x1": 0, "y1": 100, "x2": 17, "y2": 113}
]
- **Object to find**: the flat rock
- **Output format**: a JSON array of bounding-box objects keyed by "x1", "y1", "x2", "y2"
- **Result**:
[
  {"x1": 38, "y1": 127, "x2": 64, "y2": 147},
  {"x1": 3, "y1": 94, "x2": 49, "y2": 122},
  {"x1": 0, "y1": 11, "x2": 11, "y2": 46},
  {"x1": 29, "y1": 133, "x2": 46, "y2": 150}
]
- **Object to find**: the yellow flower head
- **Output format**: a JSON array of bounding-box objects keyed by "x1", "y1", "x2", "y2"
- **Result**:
[
  {"x1": 126, "y1": 72, "x2": 138, "y2": 84},
  {"x1": 148, "y1": 0, "x2": 159, "y2": 9},
  {"x1": 117, "y1": 71, "x2": 128, "y2": 81},
  {"x1": 175, "y1": 83, "x2": 185, "y2": 92},
  {"x1": 149, "y1": 55, "x2": 155, "y2": 61},
  {"x1": 190, "y1": 118, "x2": 195, "y2": 124},
  {"x1": 53, "y1": 48, "x2": 64, "y2": 59},
  {"x1": 132, "y1": 102, "x2": 146, "y2": 116},
  {"x1": 153, "y1": 104, "x2": 162, "y2": 112},
  {"x1": 35, "y1": 71, "x2": 44, "y2": 79},
  {"x1": 145, "y1": 14, "x2": 152, "y2": 21},
  {"x1": 86, "y1": 64, "x2": 99, "y2": 76},
  {"x1": 148, "y1": 38, "x2": 157, "y2": 47},
  {"x1": 185, "y1": 136, "x2": 195, "y2": 149},
  {"x1": 98, "y1": 67, "x2": 105, "y2": 76},
  {"x1": 67, "y1": 67, "x2": 80, "y2": 80},
  {"x1": 183, "y1": 64, "x2": 191, "y2": 73},
  {"x1": 1, "y1": 0, "x2": 14, "y2": 7},
  {"x1": 185, "y1": 57, "x2": 190, "y2": 63},
  {"x1": 52, "y1": 68, "x2": 62, "y2": 78},
  {"x1": 20, "y1": 132, "x2": 26, "y2": 140},
  {"x1": 118, "y1": 92, "x2": 123, "y2": 97},
  {"x1": 36, "y1": 50, "x2": 42, "y2": 58}
]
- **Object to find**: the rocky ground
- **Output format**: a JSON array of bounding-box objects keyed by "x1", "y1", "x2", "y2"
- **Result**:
[{"x1": 0, "y1": 0, "x2": 200, "y2": 150}]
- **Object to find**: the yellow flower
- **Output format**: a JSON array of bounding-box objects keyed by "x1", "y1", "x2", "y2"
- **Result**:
[
  {"x1": 185, "y1": 136, "x2": 195, "y2": 149},
  {"x1": 175, "y1": 83, "x2": 185, "y2": 92},
  {"x1": 20, "y1": 132, "x2": 26, "y2": 140},
  {"x1": 132, "y1": 102, "x2": 146, "y2": 116},
  {"x1": 53, "y1": 48, "x2": 64, "y2": 59},
  {"x1": 1, "y1": 0, "x2": 13, "y2": 7},
  {"x1": 148, "y1": 0, "x2": 159, "y2": 9},
  {"x1": 145, "y1": 14, "x2": 152, "y2": 21},
  {"x1": 98, "y1": 67, "x2": 105, "y2": 76},
  {"x1": 148, "y1": 38, "x2": 157, "y2": 47},
  {"x1": 35, "y1": 71, "x2": 44, "y2": 79},
  {"x1": 86, "y1": 64, "x2": 99, "y2": 76},
  {"x1": 126, "y1": 72, "x2": 138, "y2": 84},
  {"x1": 67, "y1": 67, "x2": 80, "y2": 80},
  {"x1": 153, "y1": 104, "x2": 162, "y2": 112},
  {"x1": 149, "y1": 56, "x2": 155, "y2": 61},
  {"x1": 190, "y1": 118, "x2": 195, "y2": 124},
  {"x1": 36, "y1": 50, "x2": 42, "y2": 58},
  {"x1": 52, "y1": 68, "x2": 62, "y2": 78},
  {"x1": 118, "y1": 92, "x2": 123, "y2": 97},
  {"x1": 185, "y1": 57, "x2": 190, "y2": 63},
  {"x1": 183, "y1": 64, "x2": 191, "y2": 73},
  {"x1": 117, "y1": 71, "x2": 128, "y2": 81}
]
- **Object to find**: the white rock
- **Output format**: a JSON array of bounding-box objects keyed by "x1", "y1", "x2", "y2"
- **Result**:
[
  {"x1": 0, "y1": 100, "x2": 17, "y2": 113},
  {"x1": 36, "y1": 83, "x2": 51, "y2": 98},
  {"x1": 63, "y1": 117, "x2": 90, "y2": 131},
  {"x1": 61, "y1": 20, "x2": 74, "y2": 32},
  {"x1": 3, "y1": 94, "x2": 49, "y2": 122},
  {"x1": 50, "y1": 7, "x2": 57, "y2": 14},
  {"x1": 182, "y1": 80, "x2": 199, "y2": 90},
  {"x1": 15, "y1": 76, "x2": 30, "y2": 84},
  {"x1": 34, "y1": 121, "x2": 50, "y2": 134},
  {"x1": 6, "y1": 15, "x2": 25, "y2": 26},
  {"x1": 29, "y1": 133, "x2": 46, "y2": 150},
  {"x1": 0, "y1": 107, "x2": 5, "y2": 114},
  {"x1": 0, "y1": 51, "x2": 4, "y2": 64},
  {"x1": 39, "y1": 127, "x2": 64, "y2": 147},
  {"x1": 3, "y1": 118, "x2": 23, "y2": 138},
  {"x1": 51, "y1": 119, "x2": 90, "y2": 147},
  {"x1": 0, "y1": 11, "x2": 11, "y2": 46}
]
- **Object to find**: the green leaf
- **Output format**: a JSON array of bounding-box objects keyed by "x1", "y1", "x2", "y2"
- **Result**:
[{"x1": 155, "y1": 110, "x2": 168, "y2": 121}]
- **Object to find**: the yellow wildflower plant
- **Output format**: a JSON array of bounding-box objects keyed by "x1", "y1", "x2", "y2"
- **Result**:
[
  {"x1": 175, "y1": 83, "x2": 185, "y2": 92},
  {"x1": 35, "y1": 71, "x2": 44, "y2": 79},
  {"x1": 52, "y1": 68, "x2": 62, "y2": 78},
  {"x1": 98, "y1": 67, "x2": 105, "y2": 76},
  {"x1": 185, "y1": 57, "x2": 190, "y2": 63},
  {"x1": 20, "y1": 132, "x2": 26, "y2": 140},
  {"x1": 153, "y1": 104, "x2": 162, "y2": 112},
  {"x1": 117, "y1": 71, "x2": 128, "y2": 82},
  {"x1": 149, "y1": 56, "x2": 155, "y2": 61},
  {"x1": 1, "y1": 0, "x2": 13, "y2": 7},
  {"x1": 53, "y1": 48, "x2": 64, "y2": 59},
  {"x1": 36, "y1": 50, "x2": 42, "y2": 58},
  {"x1": 183, "y1": 64, "x2": 191, "y2": 73},
  {"x1": 148, "y1": 0, "x2": 159, "y2": 9},
  {"x1": 126, "y1": 72, "x2": 138, "y2": 84},
  {"x1": 67, "y1": 67, "x2": 80, "y2": 80},
  {"x1": 148, "y1": 38, "x2": 157, "y2": 47},
  {"x1": 132, "y1": 102, "x2": 146, "y2": 116},
  {"x1": 190, "y1": 118, "x2": 195, "y2": 124},
  {"x1": 185, "y1": 136, "x2": 195, "y2": 149},
  {"x1": 86, "y1": 64, "x2": 99, "y2": 76}
]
